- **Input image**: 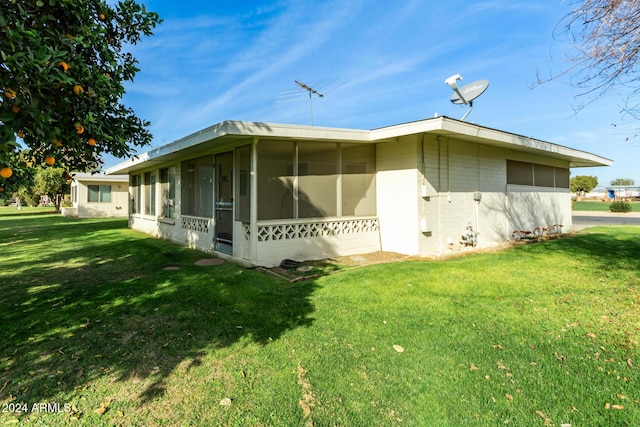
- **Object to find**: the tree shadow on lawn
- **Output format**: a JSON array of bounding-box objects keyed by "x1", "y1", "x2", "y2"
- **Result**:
[{"x1": 0, "y1": 216, "x2": 316, "y2": 408}]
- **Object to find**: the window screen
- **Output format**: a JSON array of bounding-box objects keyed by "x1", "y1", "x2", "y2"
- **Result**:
[
  {"x1": 257, "y1": 141, "x2": 294, "y2": 220},
  {"x1": 144, "y1": 171, "x2": 156, "y2": 215},
  {"x1": 508, "y1": 160, "x2": 570, "y2": 189},
  {"x1": 298, "y1": 142, "x2": 338, "y2": 218},
  {"x1": 555, "y1": 168, "x2": 570, "y2": 188},
  {"x1": 181, "y1": 155, "x2": 214, "y2": 217},
  {"x1": 131, "y1": 175, "x2": 141, "y2": 213},
  {"x1": 506, "y1": 160, "x2": 533, "y2": 185},
  {"x1": 160, "y1": 168, "x2": 175, "y2": 218},
  {"x1": 342, "y1": 144, "x2": 376, "y2": 216},
  {"x1": 235, "y1": 145, "x2": 251, "y2": 222},
  {"x1": 534, "y1": 164, "x2": 555, "y2": 187}
]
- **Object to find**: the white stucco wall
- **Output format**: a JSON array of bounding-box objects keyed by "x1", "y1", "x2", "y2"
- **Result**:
[{"x1": 375, "y1": 135, "x2": 421, "y2": 255}]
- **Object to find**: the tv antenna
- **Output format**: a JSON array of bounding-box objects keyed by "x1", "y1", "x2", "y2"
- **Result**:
[
  {"x1": 277, "y1": 78, "x2": 348, "y2": 125},
  {"x1": 444, "y1": 74, "x2": 490, "y2": 121}
]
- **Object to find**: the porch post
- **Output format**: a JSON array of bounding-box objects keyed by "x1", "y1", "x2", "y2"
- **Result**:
[{"x1": 250, "y1": 137, "x2": 259, "y2": 264}]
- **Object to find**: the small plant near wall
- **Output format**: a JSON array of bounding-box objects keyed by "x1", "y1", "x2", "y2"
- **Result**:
[{"x1": 609, "y1": 201, "x2": 632, "y2": 213}]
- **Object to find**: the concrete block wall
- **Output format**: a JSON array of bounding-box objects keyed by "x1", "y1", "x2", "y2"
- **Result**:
[
  {"x1": 417, "y1": 136, "x2": 506, "y2": 256},
  {"x1": 376, "y1": 135, "x2": 571, "y2": 256}
]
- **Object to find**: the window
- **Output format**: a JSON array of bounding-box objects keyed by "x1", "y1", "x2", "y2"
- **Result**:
[
  {"x1": 258, "y1": 141, "x2": 294, "y2": 220},
  {"x1": 131, "y1": 175, "x2": 141, "y2": 214},
  {"x1": 181, "y1": 155, "x2": 214, "y2": 217},
  {"x1": 88, "y1": 185, "x2": 99, "y2": 202},
  {"x1": 534, "y1": 164, "x2": 555, "y2": 187},
  {"x1": 506, "y1": 160, "x2": 533, "y2": 186},
  {"x1": 87, "y1": 185, "x2": 111, "y2": 203},
  {"x1": 342, "y1": 144, "x2": 376, "y2": 216},
  {"x1": 257, "y1": 141, "x2": 377, "y2": 220},
  {"x1": 555, "y1": 168, "x2": 570, "y2": 188},
  {"x1": 144, "y1": 171, "x2": 156, "y2": 215},
  {"x1": 507, "y1": 160, "x2": 570, "y2": 189},
  {"x1": 235, "y1": 145, "x2": 251, "y2": 222},
  {"x1": 298, "y1": 142, "x2": 338, "y2": 218},
  {"x1": 160, "y1": 168, "x2": 175, "y2": 218},
  {"x1": 100, "y1": 185, "x2": 111, "y2": 202}
]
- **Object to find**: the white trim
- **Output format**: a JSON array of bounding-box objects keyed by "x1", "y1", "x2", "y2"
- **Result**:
[{"x1": 105, "y1": 116, "x2": 611, "y2": 175}]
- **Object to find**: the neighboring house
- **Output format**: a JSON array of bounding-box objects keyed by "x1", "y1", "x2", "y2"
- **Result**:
[
  {"x1": 106, "y1": 116, "x2": 611, "y2": 267},
  {"x1": 63, "y1": 173, "x2": 129, "y2": 218}
]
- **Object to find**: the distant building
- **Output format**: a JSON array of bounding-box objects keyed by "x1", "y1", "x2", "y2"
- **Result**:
[{"x1": 63, "y1": 173, "x2": 129, "y2": 217}]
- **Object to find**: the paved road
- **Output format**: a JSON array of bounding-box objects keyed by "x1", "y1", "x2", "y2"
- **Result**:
[{"x1": 572, "y1": 211, "x2": 640, "y2": 231}]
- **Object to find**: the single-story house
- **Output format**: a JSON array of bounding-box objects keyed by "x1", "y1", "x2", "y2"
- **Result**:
[
  {"x1": 106, "y1": 116, "x2": 611, "y2": 267},
  {"x1": 63, "y1": 173, "x2": 129, "y2": 218}
]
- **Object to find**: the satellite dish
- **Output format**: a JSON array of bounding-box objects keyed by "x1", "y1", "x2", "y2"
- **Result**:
[
  {"x1": 444, "y1": 74, "x2": 490, "y2": 121},
  {"x1": 450, "y1": 79, "x2": 490, "y2": 105}
]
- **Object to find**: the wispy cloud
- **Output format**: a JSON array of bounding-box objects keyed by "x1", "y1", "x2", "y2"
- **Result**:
[{"x1": 112, "y1": 0, "x2": 636, "y2": 184}]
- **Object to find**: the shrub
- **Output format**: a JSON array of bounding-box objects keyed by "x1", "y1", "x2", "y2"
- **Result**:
[{"x1": 609, "y1": 201, "x2": 632, "y2": 213}]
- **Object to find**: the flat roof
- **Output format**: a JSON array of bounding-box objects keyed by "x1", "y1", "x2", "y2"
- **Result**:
[{"x1": 106, "y1": 116, "x2": 612, "y2": 174}]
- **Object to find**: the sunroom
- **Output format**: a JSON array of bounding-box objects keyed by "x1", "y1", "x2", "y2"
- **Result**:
[{"x1": 110, "y1": 121, "x2": 381, "y2": 267}]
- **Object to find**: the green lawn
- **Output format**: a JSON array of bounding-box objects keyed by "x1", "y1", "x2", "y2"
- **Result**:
[
  {"x1": 573, "y1": 200, "x2": 639, "y2": 212},
  {"x1": 0, "y1": 206, "x2": 57, "y2": 216},
  {"x1": 1, "y1": 215, "x2": 639, "y2": 426}
]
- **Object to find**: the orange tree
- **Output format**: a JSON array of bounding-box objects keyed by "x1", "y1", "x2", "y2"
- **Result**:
[
  {"x1": 0, "y1": 0, "x2": 161, "y2": 182},
  {"x1": 32, "y1": 166, "x2": 70, "y2": 213}
]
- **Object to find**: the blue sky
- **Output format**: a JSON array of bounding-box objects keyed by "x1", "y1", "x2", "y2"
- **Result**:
[{"x1": 110, "y1": 0, "x2": 639, "y2": 188}]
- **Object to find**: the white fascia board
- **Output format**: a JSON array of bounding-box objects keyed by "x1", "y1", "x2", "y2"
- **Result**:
[
  {"x1": 106, "y1": 120, "x2": 372, "y2": 175},
  {"x1": 106, "y1": 116, "x2": 612, "y2": 174},
  {"x1": 370, "y1": 116, "x2": 612, "y2": 168},
  {"x1": 223, "y1": 120, "x2": 371, "y2": 141},
  {"x1": 72, "y1": 172, "x2": 129, "y2": 182}
]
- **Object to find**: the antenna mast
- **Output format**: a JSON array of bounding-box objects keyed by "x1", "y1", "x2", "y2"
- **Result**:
[
  {"x1": 295, "y1": 80, "x2": 324, "y2": 126},
  {"x1": 295, "y1": 80, "x2": 324, "y2": 125},
  {"x1": 278, "y1": 78, "x2": 348, "y2": 125}
]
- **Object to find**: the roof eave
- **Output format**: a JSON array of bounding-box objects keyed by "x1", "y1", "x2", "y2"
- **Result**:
[
  {"x1": 370, "y1": 116, "x2": 612, "y2": 168},
  {"x1": 106, "y1": 120, "x2": 371, "y2": 175}
]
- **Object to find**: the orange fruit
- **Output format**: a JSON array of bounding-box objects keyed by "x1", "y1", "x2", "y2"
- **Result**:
[
  {"x1": 0, "y1": 187, "x2": 4, "y2": 192},
  {"x1": 75, "y1": 123, "x2": 85, "y2": 134},
  {"x1": 88, "y1": 138, "x2": 96, "y2": 146},
  {"x1": 0, "y1": 167, "x2": 12, "y2": 179},
  {"x1": 54, "y1": 139, "x2": 63, "y2": 147},
  {"x1": 16, "y1": 131, "x2": 25, "y2": 138},
  {"x1": 11, "y1": 105, "x2": 20, "y2": 113},
  {"x1": 73, "y1": 84, "x2": 84, "y2": 96},
  {"x1": 45, "y1": 156, "x2": 55, "y2": 166},
  {"x1": 57, "y1": 61, "x2": 69, "y2": 71},
  {"x1": 99, "y1": 13, "x2": 106, "y2": 20},
  {"x1": 4, "y1": 88, "x2": 17, "y2": 99}
]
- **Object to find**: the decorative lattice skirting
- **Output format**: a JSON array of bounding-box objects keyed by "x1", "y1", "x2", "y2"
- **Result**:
[
  {"x1": 181, "y1": 216, "x2": 211, "y2": 233},
  {"x1": 243, "y1": 218, "x2": 379, "y2": 242}
]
